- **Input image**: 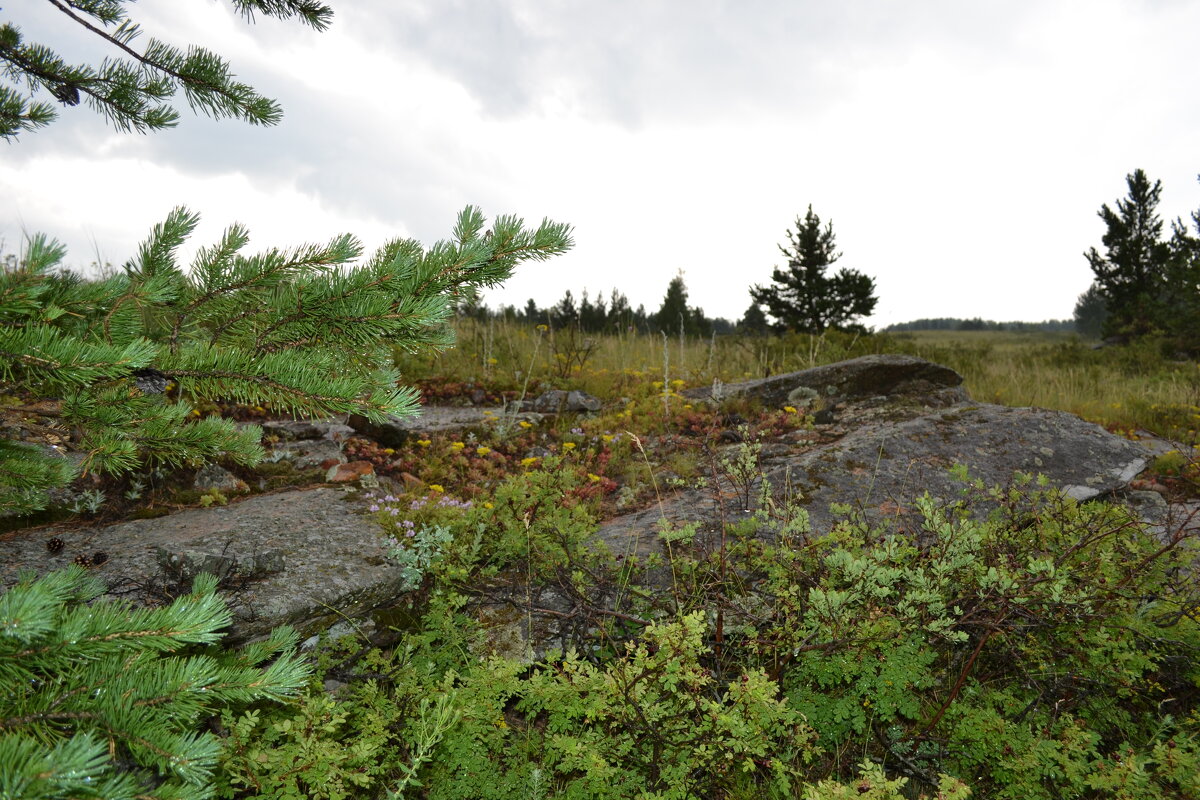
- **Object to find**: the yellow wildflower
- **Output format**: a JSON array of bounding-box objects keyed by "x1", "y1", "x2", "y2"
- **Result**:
[
  {"x1": 487, "y1": 357, "x2": 498, "y2": 365},
  {"x1": 450, "y1": 441, "x2": 465, "y2": 451},
  {"x1": 521, "y1": 456, "x2": 540, "y2": 467},
  {"x1": 783, "y1": 406, "x2": 797, "y2": 414},
  {"x1": 416, "y1": 439, "x2": 431, "y2": 448},
  {"x1": 518, "y1": 420, "x2": 533, "y2": 429},
  {"x1": 429, "y1": 484, "x2": 445, "y2": 493},
  {"x1": 562, "y1": 442, "x2": 576, "y2": 451},
  {"x1": 536, "y1": 324, "x2": 548, "y2": 332},
  {"x1": 670, "y1": 379, "x2": 685, "y2": 389},
  {"x1": 601, "y1": 434, "x2": 614, "y2": 443},
  {"x1": 587, "y1": 473, "x2": 601, "y2": 483},
  {"x1": 483, "y1": 501, "x2": 494, "y2": 509},
  {"x1": 476, "y1": 446, "x2": 491, "y2": 456}
]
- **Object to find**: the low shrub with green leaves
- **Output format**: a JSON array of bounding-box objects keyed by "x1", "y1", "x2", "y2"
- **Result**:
[
  {"x1": 199, "y1": 455, "x2": 1199, "y2": 799},
  {"x1": 0, "y1": 566, "x2": 310, "y2": 799}
]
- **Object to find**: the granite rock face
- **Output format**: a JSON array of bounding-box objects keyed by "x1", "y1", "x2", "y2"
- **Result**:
[
  {"x1": 0, "y1": 488, "x2": 398, "y2": 645},
  {"x1": 597, "y1": 380, "x2": 1153, "y2": 559}
]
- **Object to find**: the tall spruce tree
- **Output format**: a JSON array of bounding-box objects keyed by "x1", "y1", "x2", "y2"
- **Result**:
[
  {"x1": 1084, "y1": 169, "x2": 1171, "y2": 338},
  {"x1": 1, "y1": 0, "x2": 333, "y2": 138},
  {"x1": 751, "y1": 205, "x2": 877, "y2": 333}
]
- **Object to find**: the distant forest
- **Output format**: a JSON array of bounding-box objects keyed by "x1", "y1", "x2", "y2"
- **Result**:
[
  {"x1": 883, "y1": 318, "x2": 1075, "y2": 333},
  {"x1": 465, "y1": 288, "x2": 1077, "y2": 337}
]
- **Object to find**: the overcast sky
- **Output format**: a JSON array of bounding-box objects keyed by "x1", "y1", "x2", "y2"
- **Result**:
[{"x1": 3, "y1": 0, "x2": 1199, "y2": 327}]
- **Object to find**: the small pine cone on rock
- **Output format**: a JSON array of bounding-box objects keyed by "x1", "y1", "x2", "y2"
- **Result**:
[
  {"x1": 73, "y1": 553, "x2": 93, "y2": 568},
  {"x1": 45, "y1": 537, "x2": 65, "y2": 554}
]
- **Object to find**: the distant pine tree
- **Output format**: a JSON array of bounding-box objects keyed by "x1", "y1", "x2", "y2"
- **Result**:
[
  {"x1": 751, "y1": 205, "x2": 877, "y2": 333},
  {"x1": 1084, "y1": 169, "x2": 1171, "y2": 338}
]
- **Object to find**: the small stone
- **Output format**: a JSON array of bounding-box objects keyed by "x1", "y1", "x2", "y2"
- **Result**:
[
  {"x1": 327, "y1": 460, "x2": 375, "y2": 482},
  {"x1": 193, "y1": 463, "x2": 246, "y2": 494}
]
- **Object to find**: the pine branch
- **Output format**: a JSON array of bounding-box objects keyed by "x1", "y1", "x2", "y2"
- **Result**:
[
  {"x1": 0, "y1": 568, "x2": 310, "y2": 799},
  {"x1": 47, "y1": 0, "x2": 282, "y2": 128}
]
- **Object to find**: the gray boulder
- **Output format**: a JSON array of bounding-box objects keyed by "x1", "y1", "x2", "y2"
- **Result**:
[
  {"x1": 261, "y1": 418, "x2": 355, "y2": 441},
  {"x1": 525, "y1": 390, "x2": 602, "y2": 413},
  {"x1": 192, "y1": 463, "x2": 247, "y2": 494},
  {"x1": 270, "y1": 439, "x2": 345, "y2": 469},
  {"x1": 348, "y1": 407, "x2": 542, "y2": 447},
  {"x1": 685, "y1": 354, "x2": 967, "y2": 407}
]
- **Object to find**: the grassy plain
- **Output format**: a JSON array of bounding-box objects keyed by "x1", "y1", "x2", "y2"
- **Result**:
[{"x1": 399, "y1": 320, "x2": 1200, "y2": 448}]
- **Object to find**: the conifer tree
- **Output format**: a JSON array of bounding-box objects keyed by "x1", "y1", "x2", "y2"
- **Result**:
[
  {"x1": 0, "y1": 566, "x2": 310, "y2": 799},
  {"x1": 1, "y1": 0, "x2": 333, "y2": 139},
  {"x1": 738, "y1": 301, "x2": 769, "y2": 335},
  {"x1": 1084, "y1": 169, "x2": 1172, "y2": 338},
  {"x1": 654, "y1": 272, "x2": 708, "y2": 336},
  {"x1": 1, "y1": 207, "x2": 572, "y2": 514},
  {"x1": 1162, "y1": 177, "x2": 1200, "y2": 353},
  {"x1": 751, "y1": 205, "x2": 877, "y2": 333},
  {"x1": 1072, "y1": 283, "x2": 1109, "y2": 339}
]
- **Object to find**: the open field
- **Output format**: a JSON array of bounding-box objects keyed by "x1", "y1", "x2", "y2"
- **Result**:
[{"x1": 398, "y1": 321, "x2": 1200, "y2": 448}]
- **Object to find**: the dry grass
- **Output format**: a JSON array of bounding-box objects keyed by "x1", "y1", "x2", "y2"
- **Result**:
[{"x1": 395, "y1": 320, "x2": 1200, "y2": 446}]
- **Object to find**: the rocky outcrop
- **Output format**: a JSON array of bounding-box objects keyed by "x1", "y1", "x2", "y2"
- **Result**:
[
  {"x1": 523, "y1": 389, "x2": 602, "y2": 414},
  {"x1": 0, "y1": 488, "x2": 396, "y2": 645},
  {"x1": 598, "y1": 374, "x2": 1155, "y2": 559},
  {"x1": 684, "y1": 354, "x2": 968, "y2": 408},
  {"x1": 0, "y1": 356, "x2": 1184, "y2": 654},
  {"x1": 347, "y1": 407, "x2": 542, "y2": 447}
]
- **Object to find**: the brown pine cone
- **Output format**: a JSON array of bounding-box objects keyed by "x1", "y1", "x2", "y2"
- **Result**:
[{"x1": 45, "y1": 537, "x2": 65, "y2": 554}]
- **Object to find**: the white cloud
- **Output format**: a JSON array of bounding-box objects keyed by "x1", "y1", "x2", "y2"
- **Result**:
[{"x1": 3, "y1": 0, "x2": 1199, "y2": 327}]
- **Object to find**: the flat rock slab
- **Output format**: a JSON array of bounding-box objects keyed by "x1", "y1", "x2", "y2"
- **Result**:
[
  {"x1": 592, "y1": 403, "x2": 1153, "y2": 557},
  {"x1": 0, "y1": 488, "x2": 398, "y2": 645}
]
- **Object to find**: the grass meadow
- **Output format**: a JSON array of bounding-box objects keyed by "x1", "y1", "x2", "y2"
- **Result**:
[{"x1": 397, "y1": 320, "x2": 1200, "y2": 448}]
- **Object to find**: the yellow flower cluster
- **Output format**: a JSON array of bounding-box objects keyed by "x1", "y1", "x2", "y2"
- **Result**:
[
  {"x1": 520, "y1": 456, "x2": 540, "y2": 467},
  {"x1": 450, "y1": 441, "x2": 465, "y2": 451},
  {"x1": 476, "y1": 446, "x2": 491, "y2": 456},
  {"x1": 562, "y1": 442, "x2": 576, "y2": 451}
]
